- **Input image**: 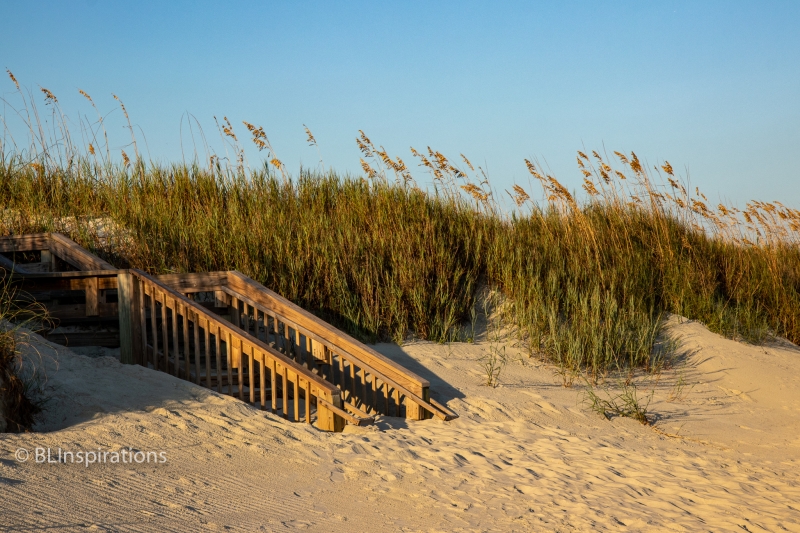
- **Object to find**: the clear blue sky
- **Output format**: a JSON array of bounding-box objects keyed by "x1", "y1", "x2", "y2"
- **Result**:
[{"x1": 2, "y1": 1, "x2": 799, "y2": 207}]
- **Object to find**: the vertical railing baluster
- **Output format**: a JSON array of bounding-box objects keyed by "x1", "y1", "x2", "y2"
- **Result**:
[
  {"x1": 215, "y1": 326, "x2": 222, "y2": 394},
  {"x1": 248, "y1": 344, "x2": 255, "y2": 404},
  {"x1": 204, "y1": 318, "x2": 211, "y2": 388},
  {"x1": 293, "y1": 372, "x2": 300, "y2": 422},
  {"x1": 171, "y1": 297, "x2": 180, "y2": 378},
  {"x1": 282, "y1": 366, "x2": 289, "y2": 419},
  {"x1": 150, "y1": 288, "x2": 159, "y2": 371},
  {"x1": 192, "y1": 311, "x2": 201, "y2": 385},
  {"x1": 183, "y1": 305, "x2": 191, "y2": 381},
  {"x1": 226, "y1": 332, "x2": 234, "y2": 396},
  {"x1": 160, "y1": 292, "x2": 169, "y2": 374},
  {"x1": 270, "y1": 359, "x2": 278, "y2": 415},
  {"x1": 305, "y1": 380, "x2": 311, "y2": 424},
  {"x1": 259, "y1": 352, "x2": 267, "y2": 411}
]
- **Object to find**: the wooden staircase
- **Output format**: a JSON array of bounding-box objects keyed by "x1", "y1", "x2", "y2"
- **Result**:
[{"x1": 0, "y1": 233, "x2": 457, "y2": 431}]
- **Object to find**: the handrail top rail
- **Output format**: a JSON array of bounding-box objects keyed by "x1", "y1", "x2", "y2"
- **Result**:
[
  {"x1": 0, "y1": 233, "x2": 51, "y2": 249},
  {"x1": 4, "y1": 269, "x2": 120, "y2": 280},
  {"x1": 0, "y1": 233, "x2": 117, "y2": 271}
]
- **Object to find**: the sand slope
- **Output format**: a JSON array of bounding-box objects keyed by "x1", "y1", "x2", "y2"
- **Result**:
[{"x1": 1, "y1": 317, "x2": 799, "y2": 532}]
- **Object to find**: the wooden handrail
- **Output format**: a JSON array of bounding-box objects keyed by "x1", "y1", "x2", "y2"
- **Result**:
[
  {"x1": 152, "y1": 270, "x2": 456, "y2": 421},
  {"x1": 225, "y1": 272, "x2": 431, "y2": 391},
  {"x1": 219, "y1": 273, "x2": 455, "y2": 421},
  {"x1": 0, "y1": 233, "x2": 115, "y2": 272},
  {"x1": 124, "y1": 269, "x2": 347, "y2": 431},
  {"x1": 48, "y1": 233, "x2": 116, "y2": 271},
  {"x1": 317, "y1": 397, "x2": 373, "y2": 427},
  {"x1": 133, "y1": 270, "x2": 338, "y2": 394}
]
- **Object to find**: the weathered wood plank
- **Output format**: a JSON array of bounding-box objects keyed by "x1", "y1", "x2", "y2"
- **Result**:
[
  {"x1": 44, "y1": 331, "x2": 120, "y2": 348},
  {"x1": 85, "y1": 276, "x2": 99, "y2": 316},
  {"x1": 0, "y1": 253, "x2": 33, "y2": 274},
  {"x1": 40, "y1": 250, "x2": 54, "y2": 271},
  {"x1": 138, "y1": 276, "x2": 147, "y2": 366},
  {"x1": 118, "y1": 272, "x2": 141, "y2": 364},
  {"x1": 153, "y1": 272, "x2": 227, "y2": 293},
  {"x1": 316, "y1": 395, "x2": 350, "y2": 430},
  {"x1": 15, "y1": 262, "x2": 49, "y2": 273},
  {"x1": 48, "y1": 233, "x2": 116, "y2": 271},
  {"x1": 0, "y1": 234, "x2": 50, "y2": 252}
]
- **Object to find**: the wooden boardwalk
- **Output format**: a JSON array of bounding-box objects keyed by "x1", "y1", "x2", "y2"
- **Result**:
[{"x1": 0, "y1": 233, "x2": 457, "y2": 431}]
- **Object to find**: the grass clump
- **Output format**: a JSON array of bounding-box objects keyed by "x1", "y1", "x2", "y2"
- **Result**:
[
  {"x1": 0, "y1": 277, "x2": 48, "y2": 433},
  {"x1": 583, "y1": 378, "x2": 654, "y2": 425},
  {"x1": 1, "y1": 74, "x2": 799, "y2": 379}
]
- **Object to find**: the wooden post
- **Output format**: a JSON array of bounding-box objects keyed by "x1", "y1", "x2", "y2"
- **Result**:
[
  {"x1": 405, "y1": 385, "x2": 431, "y2": 420},
  {"x1": 118, "y1": 272, "x2": 142, "y2": 365},
  {"x1": 150, "y1": 289, "x2": 160, "y2": 371},
  {"x1": 229, "y1": 297, "x2": 240, "y2": 328},
  {"x1": 138, "y1": 278, "x2": 147, "y2": 367},
  {"x1": 317, "y1": 392, "x2": 345, "y2": 432},
  {"x1": 214, "y1": 290, "x2": 227, "y2": 308},
  {"x1": 84, "y1": 276, "x2": 99, "y2": 317},
  {"x1": 161, "y1": 293, "x2": 170, "y2": 373},
  {"x1": 40, "y1": 249, "x2": 54, "y2": 272}
]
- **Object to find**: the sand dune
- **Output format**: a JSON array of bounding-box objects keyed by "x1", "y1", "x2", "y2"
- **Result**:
[{"x1": 1, "y1": 317, "x2": 799, "y2": 532}]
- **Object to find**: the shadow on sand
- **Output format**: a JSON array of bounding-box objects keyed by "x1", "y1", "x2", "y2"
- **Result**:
[{"x1": 369, "y1": 342, "x2": 465, "y2": 406}]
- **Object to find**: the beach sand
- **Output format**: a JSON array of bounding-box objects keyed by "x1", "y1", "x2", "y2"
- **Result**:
[{"x1": 1, "y1": 316, "x2": 799, "y2": 532}]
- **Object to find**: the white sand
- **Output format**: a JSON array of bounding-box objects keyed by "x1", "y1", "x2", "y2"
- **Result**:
[{"x1": 1, "y1": 316, "x2": 799, "y2": 532}]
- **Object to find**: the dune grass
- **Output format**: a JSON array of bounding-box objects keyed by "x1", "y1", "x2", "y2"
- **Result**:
[
  {"x1": 1, "y1": 73, "x2": 799, "y2": 380},
  {"x1": 0, "y1": 277, "x2": 48, "y2": 432}
]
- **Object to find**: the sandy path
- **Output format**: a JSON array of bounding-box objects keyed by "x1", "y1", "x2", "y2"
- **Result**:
[{"x1": 1, "y1": 317, "x2": 799, "y2": 532}]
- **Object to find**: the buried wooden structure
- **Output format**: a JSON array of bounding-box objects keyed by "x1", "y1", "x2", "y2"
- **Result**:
[{"x1": 0, "y1": 233, "x2": 457, "y2": 431}]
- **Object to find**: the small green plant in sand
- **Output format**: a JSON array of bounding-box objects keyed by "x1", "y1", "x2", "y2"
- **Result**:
[
  {"x1": 667, "y1": 364, "x2": 695, "y2": 403},
  {"x1": 583, "y1": 378, "x2": 654, "y2": 425},
  {"x1": 479, "y1": 341, "x2": 507, "y2": 388}
]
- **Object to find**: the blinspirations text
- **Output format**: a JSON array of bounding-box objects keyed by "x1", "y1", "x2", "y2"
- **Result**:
[{"x1": 15, "y1": 447, "x2": 167, "y2": 467}]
